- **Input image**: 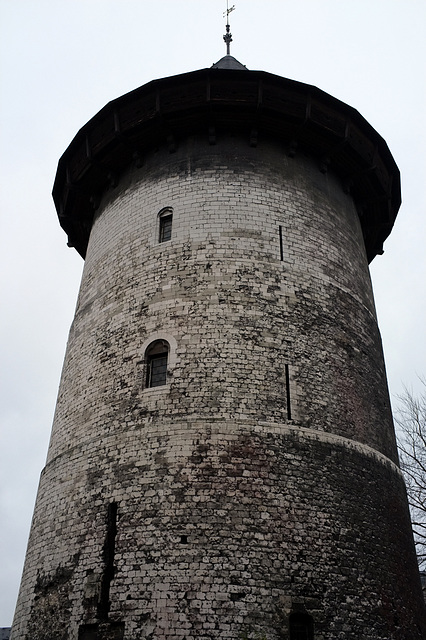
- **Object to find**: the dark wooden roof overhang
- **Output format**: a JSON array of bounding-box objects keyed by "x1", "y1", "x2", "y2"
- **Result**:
[{"x1": 52, "y1": 67, "x2": 401, "y2": 262}]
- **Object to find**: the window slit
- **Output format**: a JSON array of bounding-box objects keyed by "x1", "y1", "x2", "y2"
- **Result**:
[
  {"x1": 98, "y1": 502, "x2": 118, "y2": 621},
  {"x1": 279, "y1": 225, "x2": 284, "y2": 261},
  {"x1": 285, "y1": 363, "x2": 292, "y2": 420}
]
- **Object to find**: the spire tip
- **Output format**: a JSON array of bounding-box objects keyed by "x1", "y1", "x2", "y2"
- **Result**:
[{"x1": 223, "y1": 2, "x2": 235, "y2": 55}]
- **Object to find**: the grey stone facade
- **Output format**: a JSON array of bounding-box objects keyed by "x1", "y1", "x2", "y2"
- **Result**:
[{"x1": 11, "y1": 66, "x2": 426, "y2": 639}]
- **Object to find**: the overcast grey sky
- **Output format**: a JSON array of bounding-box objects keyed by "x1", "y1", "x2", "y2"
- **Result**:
[{"x1": 1, "y1": 0, "x2": 425, "y2": 626}]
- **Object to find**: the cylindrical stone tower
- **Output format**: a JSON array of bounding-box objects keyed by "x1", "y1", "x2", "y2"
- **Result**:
[{"x1": 12, "y1": 57, "x2": 426, "y2": 639}]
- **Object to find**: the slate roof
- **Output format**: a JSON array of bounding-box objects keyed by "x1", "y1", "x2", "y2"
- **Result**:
[{"x1": 211, "y1": 55, "x2": 248, "y2": 70}]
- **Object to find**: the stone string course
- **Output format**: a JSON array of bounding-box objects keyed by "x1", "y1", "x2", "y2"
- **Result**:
[{"x1": 11, "y1": 137, "x2": 426, "y2": 639}]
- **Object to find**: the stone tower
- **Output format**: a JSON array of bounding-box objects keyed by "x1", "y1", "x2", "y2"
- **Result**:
[{"x1": 11, "y1": 53, "x2": 426, "y2": 639}]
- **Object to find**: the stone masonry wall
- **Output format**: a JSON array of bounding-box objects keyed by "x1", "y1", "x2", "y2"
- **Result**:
[
  {"x1": 48, "y1": 137, "x2": 397, "y2": 462},
  {"x1": 12, "y1": 136, "x2": 424, "y2": 639}
]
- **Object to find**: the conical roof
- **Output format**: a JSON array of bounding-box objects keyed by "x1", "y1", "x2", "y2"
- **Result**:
[{"x1": 211, "y1": 55, "x2": 247, "y2": 70}]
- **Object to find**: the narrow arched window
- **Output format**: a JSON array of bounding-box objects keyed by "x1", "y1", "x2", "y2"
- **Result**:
[
  {"x1": 145, "y1": 340, "x2": 169, "y2": 387},
  {"x1": 289, "y1": 612, "x2": 314, "y2": 640},
  {"x1": 158, "y1": 208, "x2": 173, "y2": 243}
]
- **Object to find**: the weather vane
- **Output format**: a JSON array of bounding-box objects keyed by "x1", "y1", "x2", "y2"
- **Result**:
[{"x1": 223, "y1": 1, "x2": 236, "y2": 55}]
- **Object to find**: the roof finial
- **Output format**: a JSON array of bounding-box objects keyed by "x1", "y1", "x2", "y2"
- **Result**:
[{"x1": 223, "y1": 2, "x2": 235, "y2": 55}]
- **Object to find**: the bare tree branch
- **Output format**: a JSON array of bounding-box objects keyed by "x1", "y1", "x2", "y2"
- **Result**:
[{"x1": 396, "y1": 377, "x2": 426, "y2": 570}]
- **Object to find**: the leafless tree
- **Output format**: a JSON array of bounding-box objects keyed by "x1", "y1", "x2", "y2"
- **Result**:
[{"x1": 395, "y1": 379, "x2": 426, "y2": 569}]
